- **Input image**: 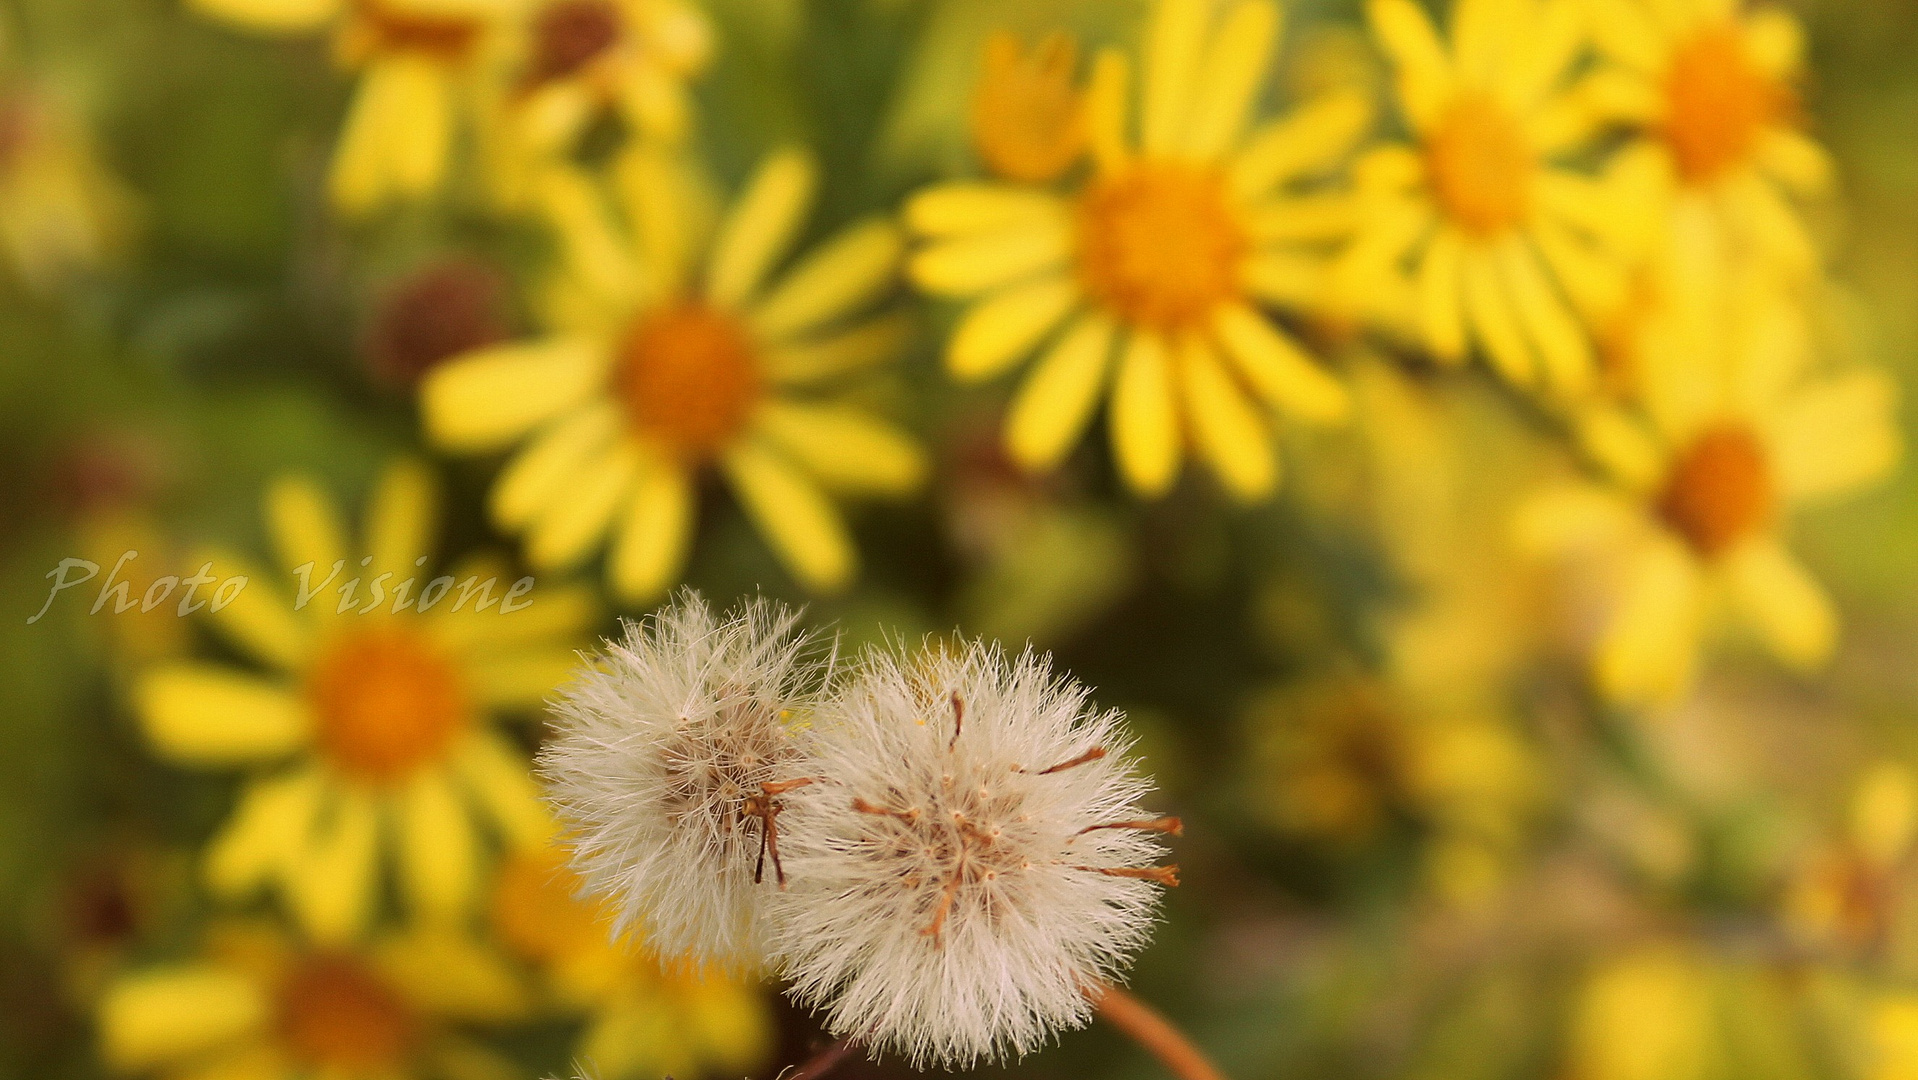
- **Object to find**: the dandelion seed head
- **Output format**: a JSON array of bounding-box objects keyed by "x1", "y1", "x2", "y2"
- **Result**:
[
  {"x1": 769, "y1": 640, "x2": 1174, "y2": 1068},
  {"x1": 540, "y1": 590, "x2": 825, "y2": 966}
]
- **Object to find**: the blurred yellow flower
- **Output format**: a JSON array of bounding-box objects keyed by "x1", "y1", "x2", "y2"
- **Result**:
[
  {"x1": 422, "y1": 147, "x2": 924, "y2": 601},
  {"x1": 188, "y1": 0, "x2": 517, "y2": 215},
  {"x1": 1568, "y1": 946, "x2": 1716, "y2": 1080},
  {"x1": 969, "y1": 30, "x2": 1088, "y2": 184},
  {"x1": 1583, "y1": 0, "x2": 1831, "y2": 278},
  {"x1": 133, "y1": 460, "x2": 592, "y2": 941},
  {"x1": 511, "y1": 0, "x2": 708, "y2": 143},
  {"x1": 0, "y1": 79, "x2": 134, "y2": 291},
  {"x1": 1342, "y1": 0, "x2": 1634, "y2": 393},
  {"x1": 98, "y1": 920, "x2": 524, "y2": 1080},
  {"x1": 906, "y1": 0, "x2": 1359, "y2": 502},
  {"x1": 488, "y1": 844, "x2": 773, "y2": 1079},
  {"x1": 1785, "y1": 763, "x2": 1918, "y2": 955},
  {"x1": 1517, "y1": 275, "x2": 1900, "y2": 703},
  {"x1": 482, "y1": 0, "x2": 709, "y2": 208}
]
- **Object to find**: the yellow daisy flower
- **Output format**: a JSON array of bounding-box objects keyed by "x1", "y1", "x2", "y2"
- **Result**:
[
  {"x1": 489, "y1": 843, "x2": 773, "y2": 1080},
  {"x1": 133, "y1": 460, "x2": 593, "y2": 942},
  {"x1": 421, "y1": 147, "x2": 925, "y2": 602},
  {"x1": 1516, "y1": 276, "x2": 1900, "y2": 704},
  {"x1": 1582, "y1": 0, "x2": 1832, "y2": 278},
  {"x1": 188, "y1": 0, "x2": 517, "y2": 215},
  {"x1": 1343, "y1": 0, "x2": 1631, "y2": 394},
  {"x1": 0, "y1": 78, "x2": 134, "y2": 291},
  {"x1": 904, "y1": 0, "x2": 1360, "y2": 502},
  {"x1": 99, "y1": 920, "x2": 525, "y2": 1080},
  {"x1": 509, "y1": 0, "x2": 709, "y2": 149}
]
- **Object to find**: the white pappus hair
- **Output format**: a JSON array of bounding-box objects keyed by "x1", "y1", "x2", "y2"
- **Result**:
[
  {"x1": 539, "y1": 590, "x2": 828, "y2": 967},
  {"x1": 766, "y1": 639, "x2": 1180, "y2": 1069}
]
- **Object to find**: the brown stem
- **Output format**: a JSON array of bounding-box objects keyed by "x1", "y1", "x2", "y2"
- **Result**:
[
  {"x1": 782, "y1": 1037, "x2": 856, "y2": 1080},
  {"x1": 1087, "y1": 983, "x2": 1228, "y2": 1080}
]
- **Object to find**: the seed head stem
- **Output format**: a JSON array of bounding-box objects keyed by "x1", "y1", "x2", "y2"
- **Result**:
[{"x1": 1087, "y1": 983, "x2": 1228, "y2": 1080}]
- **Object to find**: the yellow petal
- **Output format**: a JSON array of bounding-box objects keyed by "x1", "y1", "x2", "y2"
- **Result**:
[
  {"x1": 947, "y1": 276, "x2": 1079, "y2": 382},
  {"x1": 489, "y1": 402, "x2": 621, "y2": 532},
  {"x1": 751, "y1": 218, "x2": 902, "y2": 342},
  {"x1": 193, "y1": 547, "x2": 309, "y2": 671},
  {"x1": 136, "y1": 666, "x2": 310, "y2": 765},
  {"x1": 205, "y1": 767, "x2": 326, "y2": 899},
  {"x1": 377, "y1": 930, "x2": 531, "y2": 1023},
  {"x1": 1596, "y1": 538, "x2": 1703, "y2": 704},
  {"x1": 1742, "y1": 7, "x2": 1804, "y2": 78},
  {"x1": 1142, "y1": 0, "x2": 1210, "y2": 154},
  {"x1": 1503, "y1": 0, "x2": 1583, "y2": 107},
  {"x1": 1230, "y1": 89, "x2": 1374, "y2": 198},
  {"x1": 1183, "y1": 1, "x2": 1282, "y2": 159},
  {"x1": 188, "y1": 0, "x2": 340, "y2": 33},
  {"x1": 1462, "y1": 247, "x2": 1536, "y2": 386},
  {"x1": 421, "y1": 337, "x2": 607, "y2": 453},
  {"x1": 1087, "y1": 49, "x2": 1133, "y2": 174},
  {"x1": 1369, "y1": 0, "x2": 1453, "y2": 129},
  {"x1": 524, "y1": 441, "x2": 639, "y2": 570},
  {"x1": 706, "y1": 148, "x2": 816, "y2": 308},
  {"x1": 433, "y1": 579, "x2": 597, "y2": 655},
  {"x1": 754, "y1": 401, "x2": 927, "y2": 496},
  {"x1": 1451, "y1": 0, "x2": 1505, "y2": 86},
  {"x1": 1511, "y1": 483, "x2": 1639, "y2": 556},
  {"x1": 1243, "y1": 194, "x2": 1359, "y2": 243},
  {"x1": 1211, "y1": 304, "x2": 1350, "y2": 421},
  {"x1": 903, "y1": 184, "x2": 1066, "y2": 237},
  {"x1": 1724, "y1": 537, "x2": 1836, "y2": 671},
  {"x1": 1496, "y1": 236, "x2": 1593, "y2": 396},
  {"x1": 765, "y1": 312, "x2": 914, "y2": 385},
  {"x1": 1584, "y1": 0, "x2": 1667, "y2": 72},
  {"x1": 266, "y1": 473, "x2": 347, "y2": 588},
  {"x1": 1416, "y1": 227, "x2": 1467, "y2": 361},
  {"x1": 1005, "y1": 312, "x2": 1117, "y2": 471},
  {"x1": 397, "y1": 766, "x2": 479, "y2": 923},
  {"x1": 284, "y1": 782, "x2": 380, "y2": 944},
  {"x1": 1110, "y1": 331, "x2": 1181, "y2": 497},
  {"x1": 99, "y1": 965, "x2": 267, "y2": 1070},
  {"x1": 1181, "y1": 337, "x2": 1278, "y2": 502},
  {"x1": 454, "y1": 731, "x2": 554, "y2": 851},
  {"x1": 1754, "y1": 128, "x2": 1834, "y2": 198},
  {"x1": 618, "y1": 144, "x2": 704, "y2": 301},
  {"x1": 329, "y1": 57, "x2": 452, "y2": 215},
  {"x1": 908, "y1": 217, "x2": 1073, "y2": 297},
  {"x1": 366, "y1": 458, "x2": 439, "y2": 578},
  {"x1": 1770, "y1": 369, "x2": 1900, "y2": 502},
  {"x1": 466, "y1": 651, "x2": 581, "y2": 708},
  {"x1": 722, "y1": 441, "x2": 856, "y2": 592},
  {"x1": 610, "y1": 455, "x2": 694, "y2": 603},
  {"x1": 1241, "y1": 251, "x2": 1329, "y2": 309}
]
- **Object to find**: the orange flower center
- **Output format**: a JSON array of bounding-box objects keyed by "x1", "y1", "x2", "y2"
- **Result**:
[
  {"x1": 490, "y1": 847, "x2": 610, "y2": 963},
  {"x1": 1663, "y1": 22, "x2": 1787, "y2": 184},
  {"x1": 1077, "y1": 163, "x2": 1247, "y2": 331},
  {"x1": 354, "y1": 0, "x2": 483, "y2": 60},
  {"x1": 616, "y1": 302, "x2": 763, "y2": 462},
  {"x1": 277, "y1": 955, "x2": 417, "y2": 1070},
  {"x1": 970, "y1": 30, "x2": 1088, "y2": 184},
  {"x1": 307, "y1": 628, "x2": 467, "y2": 784},
  {"x1": 1658, "y1": 424, "x2": 1773, "y2": 557},
  {"x1": 1425, "y1": 93, "x2": 1532, "y2": 237},
  {"x1": 526, "y1": 0, "x2": 622, "y2": 86}
]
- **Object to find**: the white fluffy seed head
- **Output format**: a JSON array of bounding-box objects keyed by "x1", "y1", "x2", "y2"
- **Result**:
[
  {"x1": 767, "y1": 639, "x2": 1175, "y2": 1069},
  {"x1": 539, "y1": 590, "x2": 826, "y2": 967}
]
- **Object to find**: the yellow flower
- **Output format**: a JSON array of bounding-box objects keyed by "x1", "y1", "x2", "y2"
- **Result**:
[
  {"x1": 905, "y1": 0, "x2": 1359, "y2": 502},
  {"x1": 488, "y1": 844, "x2": 773, "y2": 1080},
  {"x1": 422, "y1": 147, "x2": 924, "y2": 601},
  {"x1": 1582, "y1": 0, "x2": 1831, "y2": 278},
  {"x1": 1342, "y1": 0, "x2": 1634, "y2": 394},
  {"x1": 188, "y1": 0, "x2": 515, "y2": 215},
  {"x1": 481, "y1": 0, "x2": 709, "y2": 208},
  {"x1": 98, "y1": 920, "x2": 525, "y2": 1080},
  {"x1": 1516, "y1": 274, "x2": 1900, "y2": 704},
  {"x1": 969, "y1": 30, "x2": 1088, "y2": 185},
  {"x1": 133, "y1": 460, "x2": 593, "y2": 942},
  {"x1": 0, "y1": 79, "x2": 134, "y2": 291},
  {"x1": 1784, "y1": 763, "x2": 1917, "y2": 955}
]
